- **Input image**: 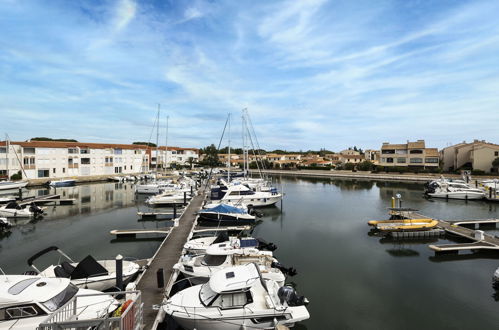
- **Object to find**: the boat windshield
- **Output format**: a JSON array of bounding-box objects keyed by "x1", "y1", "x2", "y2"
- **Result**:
[
  {"x1": 42, "y1": 283, "x2": 79, "y2": 311},
  {"x1": 199, "y1": 283, "x2": 218, "y2": 306},
  {"x1": 201, "y1": 255, "x2": 227, "y2": 266}
]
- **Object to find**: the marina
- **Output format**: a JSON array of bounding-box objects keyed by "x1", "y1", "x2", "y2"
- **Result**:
[{"x1": 1, "y1": 176, "x2": 499, "y2": 329}]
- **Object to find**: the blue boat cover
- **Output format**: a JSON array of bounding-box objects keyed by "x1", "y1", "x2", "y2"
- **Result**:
[
  {"x1": 240, "y1": 238, "x2": 258, "y2": 248},
  {"x1": 200, "y1": 204, "x2": 247, "y2": 214}
]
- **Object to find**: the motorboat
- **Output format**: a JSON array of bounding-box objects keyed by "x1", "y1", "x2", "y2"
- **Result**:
[
  {"x1": 424, "y1": 181, "x2": 485, "y2": 200},
  {"x1": 368, "y1": 219, "x2": 439, "y2": 232},
  {"x1": 0, "y1": 196, "x2": 16, "y2": 204},
  {"x1": 146, "y1": 190, "x2": 191, "y2": 205},
  {"x1": 48, "y1": 179, "x2": 76, "y2": 187},
  {"x1": 27, "y1": 246, "x2": 140, "y2": 291},
  {"x1": 0, "y1": 180, "x2": 28, "y2": 191},
  {"x1": 175, "y1": 243, "x2": 295, "y2": 286},
  {"x1": 198, "y1": 203, "x2": 256, "y2": 224},
  {"x1": 0, "y1": 202, "x2": 44, "y2": 218},
  {"x1": 0, "y1": 275, "x2": 118, "y2": 329},
  {"x1": 135, "y1": 181, "x2": 179, "y2": 194},
  {"x1": 482, "y1": 179, "x2": 499, "y2": 193},
  {"x1": 184, "y1": 231, "x2": 277, "y2": 254},
  {"x1": 164, "y1": 263, "x2": 310, "y2": 330},
  {"x1": 211, "y1": 183, "x2": 282, "y2": 207}
]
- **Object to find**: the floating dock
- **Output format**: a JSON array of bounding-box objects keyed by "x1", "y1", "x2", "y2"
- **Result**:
[
  {"x1": 136, "y1": 187, "x2": 207, "y2": 329},
  {"x1": 110, "y1": 228, "x2": 172, "y2": 238}
]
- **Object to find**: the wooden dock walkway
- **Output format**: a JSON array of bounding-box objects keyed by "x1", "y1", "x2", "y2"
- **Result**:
[
  {"x1": 136, "y1": 188, "x2": 206, "y2": 329},
  {"x1": 393, "y1": 209, "x2": 499, "y2": 253}
]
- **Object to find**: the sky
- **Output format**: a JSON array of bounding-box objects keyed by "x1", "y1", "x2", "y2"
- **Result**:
[{"x1": 1, "y1": 0, "x2": 499, "y2": 151}]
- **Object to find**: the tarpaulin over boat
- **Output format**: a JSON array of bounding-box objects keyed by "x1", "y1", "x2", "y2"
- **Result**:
[
  {"x1": 200, "y1": 204, "x2": 246, "y2": 214},
  {"x1": 70, "y1": 255, "x2": 109, "y2": 280}
]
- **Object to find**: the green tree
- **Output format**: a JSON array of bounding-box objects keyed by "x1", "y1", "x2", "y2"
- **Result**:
[
  {"x1": 200, "y1": 144, "x2": 221, "y2": 167},
  {"x1": 133, "y1": 142, "x2": 157, "y2": 147},
  {"x1": 357, "y1": 161, "x2": 374, "y2": 171},
  {"x1": 10, "y1": 171, "x2": 22, "y2": 180}
]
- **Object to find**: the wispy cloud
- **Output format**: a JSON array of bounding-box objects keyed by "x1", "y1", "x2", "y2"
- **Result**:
[{"x1": 0, "y1": 0, "x2": 498, "y2": 150}]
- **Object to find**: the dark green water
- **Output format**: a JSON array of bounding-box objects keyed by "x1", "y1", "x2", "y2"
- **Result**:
[{"x1": 1, "y1": 177, "x2": 499, "y2": 329}]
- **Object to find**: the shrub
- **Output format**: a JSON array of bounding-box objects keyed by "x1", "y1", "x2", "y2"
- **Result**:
[
  {"x1": 10, "y1": 171, "x2": 22, "y2": 180},
  {"x1": 471, "y1": 169, "x2": 486, "y2": 175},
  {"x1": 344, "y1": 163, "x2": 355, "y2": 171},
  {"x1": 357, "y1": 161, "x2": 374, "y2": 171}
]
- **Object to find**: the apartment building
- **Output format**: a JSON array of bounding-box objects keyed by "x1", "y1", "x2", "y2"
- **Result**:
[
  {"x1": 364, "y1": 149, "x2": 380, "y2": 164},
  {"x1": 152, "y1": 147, "x2": 199, "y2": 169},
  {"x1": 440, "y1": 140, "x2": 499, "y2": 173},
  {"x1": 379, "y1": 140, "x2": 439, "y2": 168},
  {"x1": 0, "y1": 140, "x2": 150, "y2": 180}
]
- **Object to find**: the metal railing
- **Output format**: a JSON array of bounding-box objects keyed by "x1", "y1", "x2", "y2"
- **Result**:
[{"x1": 37, "y1": 291, "x2": 142, "y2": 330}]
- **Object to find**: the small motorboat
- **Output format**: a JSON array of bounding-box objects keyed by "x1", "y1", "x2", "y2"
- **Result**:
[
  {"x1": 164, "y1": 263, "x2": 310, "y2": 330},
  {"x1": 368, "y1": 219, "x2": 439, "y2": 232},
  {"x1": 198, "y1": 203, "x2": 256, "y2": 224},
  {"x1": 27, "y1": 246, "x2": 140, "y2": 291},
  {"x1": 175, "y1": 242, "x2": 295, "y2": 286},
  {"x1": 146, "y1": 191, "x2": 191, "y2": 205},
  {"x1": 0, "y1": 275, "x2": 118, "y2": 329},
  {"x1": 184, "y1": 231, "x2": 277, "y2": 254},
  {"x1": 0, "y1": 180, "x2": 28, "y2": 191},
  {"x1": 48, "y1": 179, "x2": 76, "y2": 187},
  {"x1": 424, "y1": 181, "x2": 485, "y2": 200},
  {"x1": 0, "y1": 201, "x2": 44, "y2": 218}
]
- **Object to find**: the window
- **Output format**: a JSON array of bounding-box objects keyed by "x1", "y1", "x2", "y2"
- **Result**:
[
  {"x1": 130, "y1": 165, "x2": 133, "y2": 170},
  {"x1": 68, "y1": 148, "x2": 78, "y2": 154},
  {"x1": 8, "y1": 278, "x2": 39, "y2": 295},
  {"x1": 410, "y1": 158, "x2": 423, "y2": 163},
  {"x1": 219, "y1": 292, "x2": 248, "y2": 309},
  {"x1": 4, "y1": 305, "x2": 39, "y2": 319},
  {"x1": 62, "y1": 168, "x2": 65, "y2": 173},
  {"x1": 80, "y1": 149, "x2": 89, "y2": 154},
  {"x1": 52, "y1": 168, "x2": 56, "y2": 174},
  {"x1": 81, "y1": 158, "x2": 90, "y2": 165},
  {"x1": 42, "y1": 284, "x2": 78, "y2": 312},
  {"x1": 381, "y1": 150, "x2": 395, "y2": 154},
  {"x1": 38, "y1": 169, "x2": 49, "y2": 178},
  {"x1": 397, "y1": 158, "x2": 406, "y2": 163},
  {"x1": 495, "y1": 151, "x2": 499, "y2": 156},
  {"x1": 386, "y1": 158, "x2": 394, "y2": 163},
  {"x1": 114, "y1": 148, "x2": 123, "y2": 155},
  {"x1": 23, "y1": 147, "x2": 35, "y2": 154},
  {"x1": 0, "y1": 147, "x2": 5, "y2": 153},
  {"x1": 409, "y1": 150, "x2": 423, "y2": 154},
  {"x1": 425, "y1": 157, "x2": 439, "y2": 163}
]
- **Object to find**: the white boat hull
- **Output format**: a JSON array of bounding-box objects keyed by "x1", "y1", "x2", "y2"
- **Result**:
[
  {"x1": 428, "y1": 192, "x2": 485, "y2": 200},
  {"x1": 0, "y1": 208, "x2": 33, "y2": 218},
  {"x1": 220, "y1": 194, "x2": 282, "y2": 207},
  {"x1": 0, "y1": 181, "x2": 28, "y2": 190}
]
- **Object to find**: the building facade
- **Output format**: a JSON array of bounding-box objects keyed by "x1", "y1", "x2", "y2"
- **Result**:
[
  {"x1": 379, "y1": 140, "x2": 439, "y2": 168},
  {"x1": 440, "y1": 140, "x2": 499, "y2": 173},
  {"x1": 0, "y1": 141, "x2": 150, "y2": 180},
  {"x1": 151, "y1": 147, "x2": 199, "y2": 169}
]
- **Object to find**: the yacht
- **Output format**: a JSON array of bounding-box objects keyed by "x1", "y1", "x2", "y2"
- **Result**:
[
  {"x1": 0, "y1": 180, "x2": 28, "y2": 191},
  {"x1": 27, "y1": 246, "x2": 140, "y2": 291},
  {"x1": 164, "y1": 263, "x2": 310, "y2": 330},
  {"x1": 135, "y1": 180, "x2": 176, "y2": 194},
  {"x1": 0, "y1": 275, "x2": 118, "y2": 329},
  {"x1": 198, "y1": 203, "x2": 256, "y2": 224},
  {"x1": 175, "y1": 243, "x2": 293, "y2": 286},
  {"x1": 184, "y1": 232, "x2": 277, "y2": 254},
  {"x1": 211, "y1": 183, "x2": 282, "y2": 207},
  {"x1": 0, "y1": 202, "x2": 43, "y2": 218},
  {"x1": 425, "y1": 181, "x2": 485, "y2": 200}
]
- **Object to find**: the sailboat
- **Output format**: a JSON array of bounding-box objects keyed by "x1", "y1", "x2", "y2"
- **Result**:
[{"x1": 0, "y1": 136, "x2": 29, "y2": 190}]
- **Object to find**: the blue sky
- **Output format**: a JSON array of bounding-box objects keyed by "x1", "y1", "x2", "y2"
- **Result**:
[{"x1": 1, "y1": 0, "x2": 498, "y2": 151}]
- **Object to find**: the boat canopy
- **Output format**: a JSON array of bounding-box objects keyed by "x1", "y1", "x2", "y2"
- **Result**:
[{"x1": 200, "y1": 204, "x2": 246, "y2": 215}]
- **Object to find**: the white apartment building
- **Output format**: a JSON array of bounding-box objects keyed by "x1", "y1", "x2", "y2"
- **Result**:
[
  {"x1": 151, "y1": 146, "x2": 199, "y2": 169},
  {"x1": 0, "y1": 141, "x2": 150, "y2": 180}
]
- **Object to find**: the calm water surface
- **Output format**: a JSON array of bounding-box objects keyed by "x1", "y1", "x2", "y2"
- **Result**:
[{"x1": 1, "y1": 177, "x2": 499, "y2": 329}]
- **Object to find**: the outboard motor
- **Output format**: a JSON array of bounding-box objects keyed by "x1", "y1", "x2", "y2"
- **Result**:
[
  {"x1": 29, "y1": 203, "x2": 44, "y2": 216},
  {"x1": 256, "y1": 238, "x2": 277, "y2": 251},
  {"x1": 271, "y1": 261, "x2": 297, "y2": 276},
  {"x1": 277, "y1": 285, "x2": 308, "y2": 306}
]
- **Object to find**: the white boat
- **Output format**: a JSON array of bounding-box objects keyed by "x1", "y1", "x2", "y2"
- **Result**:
[
  {"x1": 0, "y1": 180, "x2": 28, "y2": 191},
  {"x1": 482, "y1": 179, "x2": 499, "y2": 193},
  {"x1": 146, "y1": 190, "x2": 191, "y2": 205},
  {"x1": 48, "y1": 179, "x2": 76, "y2": 187},
  {"x1": 175, "y1": 242, "x2": 294, "y2": 286},
  {"x1": 135, "y1": 181, "x2": 177, "y2": 194},
  {"x1": 164, "y1": 263, "x2": 310, "y2": 330},
  {"x1": 493, "y1": 266, "x2": 499, "y2": 290},
  {"x1": 0, "y1": 202, "x2": 43, "y2": 218},
  {"x1": 211, "y1": 183, "x2": 282, "y2": 207},
  {"x1": 425, "y1": 181, "x2": 485, "y2": 200},
  {"x1": 28, "y1": 246, "x2": 140, "y2": 291},
  {"x1": 184, "y1": 232, "x2": 277, "y2": 254},
  {"x1": 0, "y1": 275, "x2": 118, "y2": 329}
]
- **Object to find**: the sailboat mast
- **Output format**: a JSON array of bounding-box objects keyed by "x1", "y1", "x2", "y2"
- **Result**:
[
  {"x1": 156, "y1": 104, "x2": 160, "y2": 176},
  {"x1": 227, "y1": 113, "x2": 231, "y2": 182},
  {"x1": 165, "y1": 115, "x2": 169, "y2": 171}
]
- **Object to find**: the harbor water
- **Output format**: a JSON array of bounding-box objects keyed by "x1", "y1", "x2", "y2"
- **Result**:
[{"x1": 1, "y1": 176, "x2": 499, "y2": 329}]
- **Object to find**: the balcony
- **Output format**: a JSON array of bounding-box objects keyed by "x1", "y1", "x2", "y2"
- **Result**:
[
  {"x1": 68, "y1": 164, "x2": 79, "y2": 169},
  {"x1": 24, "y1": 165, "x2": 36, "y2": 170},
  {"x1": 105, "y1": 163, "x2": 114, "y2": 167}
]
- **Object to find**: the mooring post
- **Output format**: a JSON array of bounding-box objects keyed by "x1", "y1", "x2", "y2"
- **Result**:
[
  {"x1": 183, "y1": 191, "x2": 187, "y2": 206},
  {"x1": 115, "y1": 254, "x2": 123, "y2": 291},
  {"x1": 157, "y1": 268, "x2": 165, "y2": 288},
  {"x1": 173, "y1": 203, "x2": 177, "y2": 219},
  {"x1": 191, "y1": 186, "x2": 193, "y2": 196},
  {"x1": 18, "y1": 187, "x2": 23, "y2": 199},
  {"x1": 391, "y1": 197, "x2": 395, "y2": 208},
  {"x1": 490, "y1": 188, "x2": 493, "y2": 199}
]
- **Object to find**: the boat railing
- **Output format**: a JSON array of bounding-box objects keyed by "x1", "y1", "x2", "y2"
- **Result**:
[{"x1": 37, "y1": 290, "x2": 142, "y2": 330}]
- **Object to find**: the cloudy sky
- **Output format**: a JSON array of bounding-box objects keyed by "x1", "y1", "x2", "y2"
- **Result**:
[{"x1": 1, "y1": 0, "x2": 498, "y2": 151}]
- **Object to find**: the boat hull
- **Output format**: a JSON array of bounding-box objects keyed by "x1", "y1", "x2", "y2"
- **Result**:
[
  {"x1": 220, "y1": 195, "x2": 282, "y2": 207},
  {"x1": 0, "y1": 181, "x2": 28, "y2": 191},
  {"x1": 428, "y1": 192, "x2": 484, "y2": 200},
  {"x1": 49, "y1": 180, "x2": 76, "y2": 187},
  {"x1": 198, "y1": 212, "x2": 255, "y2": 224}
]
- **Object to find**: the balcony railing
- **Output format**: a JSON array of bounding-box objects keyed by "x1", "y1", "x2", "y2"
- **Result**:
[{"x1": 68, "y1": 164, "x2": 79, "y2": 169}]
